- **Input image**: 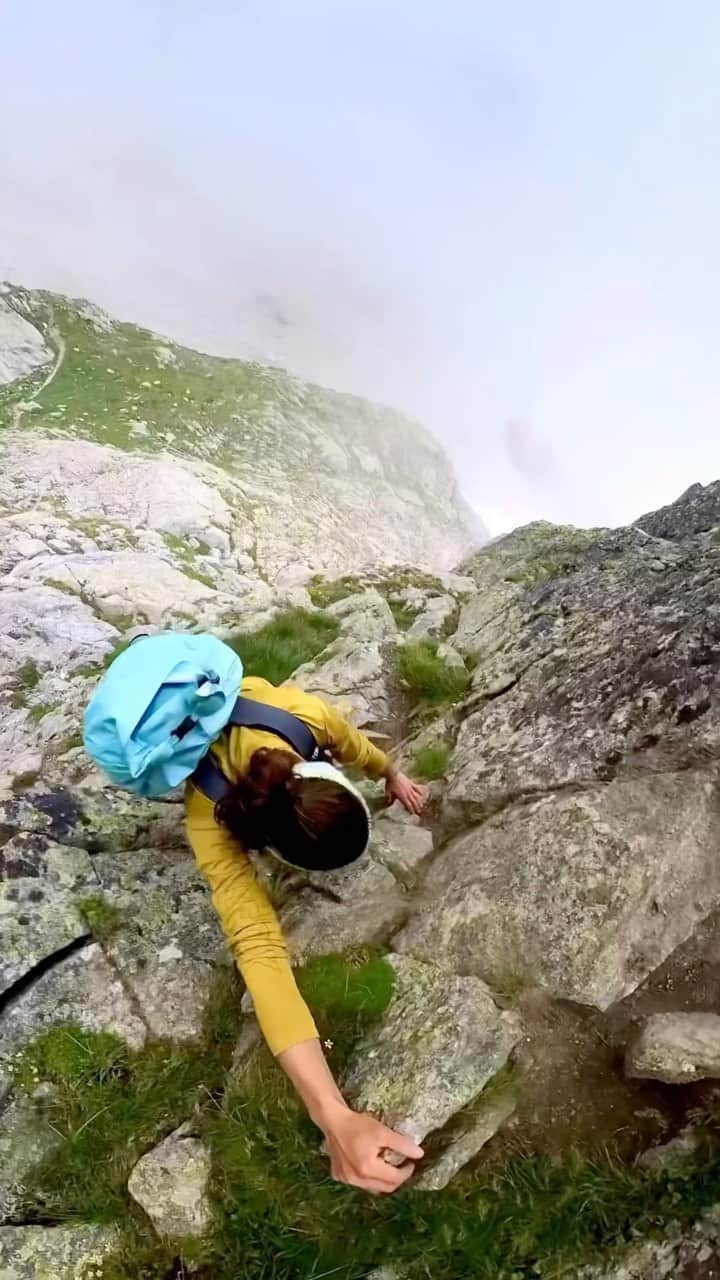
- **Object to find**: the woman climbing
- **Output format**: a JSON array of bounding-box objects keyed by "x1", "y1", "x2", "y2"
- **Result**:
[{"x1": 84, "y1": 631, "x2": 427, "y2": 1194}]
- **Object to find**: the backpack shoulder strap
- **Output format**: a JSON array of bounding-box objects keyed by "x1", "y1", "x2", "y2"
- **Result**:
[
  {"x1": 191, "y1": 752, "x2": 233, "y2": 805},
  {"x1": 191, "y1": 697, "x2": 325, "y2": 804},
  {"x1": 227, "y1": 697, "x2": 322, "y2": 761}
]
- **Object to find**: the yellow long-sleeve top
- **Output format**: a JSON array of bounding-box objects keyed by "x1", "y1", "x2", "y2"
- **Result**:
[{"x1": 185, "y1": 677, "x2": 390, "y2": 1057}]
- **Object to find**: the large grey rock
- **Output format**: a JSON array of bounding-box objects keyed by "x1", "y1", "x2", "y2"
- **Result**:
[
  {"x1": 448, "y1": 527, "x2": 720, "y2": 820},
  {"x1": 406, "y1": 594, "x2": 457, "y2": 640},
  {"x1": 0, "y1": 298, "x2": 52, "y2": 385},
  {"x1": 0, "y1": 944, "x2": 146, "y2": 1103},
  {"x1": 91, "y1": 846, "x2": 226, "y2": 1042},
  {"x1": 127, "y1": 1126, "x2": 213, "y2": 1239},
  {"x1": 0, "y1": 833, "x2": 97, "y2": 994},
  {"x1": 344, "y1": 956, "x2": 521, "y2": 1149},
  {"x1": 0, "y1": 1091, "x2": 65, "y2": 1223},
  {"x1": 0, "y1": 434, "x2": 234, "y2": 546},
  {"x1": 453, "y1": 521, "x2": 604, "y2": 657},
  {"x1": 0, "y1": 787, "x2": 186, "y2": 856},
  {"x1": 635, "y1": 479, "x2": 720, "y2": 542},
  {"x1": 626, "y1": 1012, "x2": 720, "y2": 1083},
  {"x1": 0, "y1": 1222, "x2": 118, "y2": 1277},
  {"x1": 292, "y1": 589, "x2": 398, "y2": 727},
  {"x1": 283, "y1": 857, "x2": 406, "y2": 958},
  {"x1": 8, "y1": 549, "x2": 221, "y2": 627},
  {"x1": 0, "y1": 584, "x2": 118, "y2": 685},
  {"x1": 397, "y1": 772, "x2": 720, "y2": 1010}
]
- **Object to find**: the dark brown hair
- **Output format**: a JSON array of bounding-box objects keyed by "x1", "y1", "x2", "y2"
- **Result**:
[{"x1": 215, "y1": 747, "x2": 369, "y2": 870}]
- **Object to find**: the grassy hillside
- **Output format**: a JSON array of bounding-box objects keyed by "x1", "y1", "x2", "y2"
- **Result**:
[{"x1": 0, "y1": 285, "x2": 464, "y2": 506}]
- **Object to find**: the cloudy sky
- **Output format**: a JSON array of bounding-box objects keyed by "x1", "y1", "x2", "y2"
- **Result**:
[{"x1": 2, "y1": 1, "x2": 720, "y2": 534}]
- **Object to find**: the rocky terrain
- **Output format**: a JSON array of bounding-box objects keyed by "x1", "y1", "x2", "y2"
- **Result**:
[{"x1": 2, "y1": 286, "x2": 720, "y2": 1277}]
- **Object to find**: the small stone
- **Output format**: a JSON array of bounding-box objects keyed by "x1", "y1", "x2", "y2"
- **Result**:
[
  {"x1": 627, "y1": 1012, "x2": 720, "y2": 1083},
  {"x1": 127, "y1": 1127, "x2": 213, "y2": 1238},
  {"x1": 637, "y1": 1126, "x2": 702, "y2": 1172}
]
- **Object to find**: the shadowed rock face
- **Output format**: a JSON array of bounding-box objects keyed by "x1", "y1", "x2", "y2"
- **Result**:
[
  {"x1": 635, "y1": 479, "x2": 720, "y2": 542},
  {"x1": 449, "y1": 527, "x2": 720, "y2": 821}
]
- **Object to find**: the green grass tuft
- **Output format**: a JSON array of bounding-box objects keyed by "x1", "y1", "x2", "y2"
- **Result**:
[
  {"x1": 9, "y1": 950, "x2": 720, "y2": 1280},
  {"x1": 397, "y1": 640, "x2": 470, "y2": 709},
  {"x1": 28, "y1": 702, "x2": 55, "y2": 722},
  {"x1": 9, "y1": 658, "x2": 41, "y2": 709},
  {"x1": 307, "y1": 574, "x2": 362, "y2": 608},
  {"x1": 413, "y1": 742, "x2": 451, "y2": 780},
  {"x1": 78, "y1": 894, "x2": 124, "y2": 940},
  {"x1": 12, "y1": 968, "x2": 243, "y2": 1228},
  {"x1": 226, "y1": 608, "x2": 339, "y2": 685}
]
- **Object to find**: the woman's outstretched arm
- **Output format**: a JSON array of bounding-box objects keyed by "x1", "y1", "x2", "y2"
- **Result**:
[{"x1": 279, "y1": 1037, "x2": 424, "y2": 1194}]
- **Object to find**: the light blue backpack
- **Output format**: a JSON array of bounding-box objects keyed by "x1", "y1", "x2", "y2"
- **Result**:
[
  {"x1": 83, "y1": 632, "x2": 243, "y2": 798},
  {"x1": 84, "y1": 631, "x2": 324, "y2": 799}
]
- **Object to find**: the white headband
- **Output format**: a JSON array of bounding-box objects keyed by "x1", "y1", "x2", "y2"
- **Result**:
[{"x1": 292, "y1": 760, "x2": 372, "y2": 855}]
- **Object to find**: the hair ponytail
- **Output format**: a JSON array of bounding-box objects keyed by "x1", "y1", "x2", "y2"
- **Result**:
[
  {"x1": 215, "y1": 746, "x2": 369, "y2": 870},
  {"x1": 215, "y1": 747, "x2": 299, "y2": 851}
]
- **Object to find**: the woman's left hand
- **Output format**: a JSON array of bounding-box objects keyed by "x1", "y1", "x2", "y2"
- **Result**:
[{"x1": 385, "y1": 770, "x2": 428, "y2": 815}]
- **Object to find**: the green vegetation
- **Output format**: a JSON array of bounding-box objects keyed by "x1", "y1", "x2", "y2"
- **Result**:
[
  {"x1": 389, "y1": 599, "x2": 418, "y2": 631},
  {"x1": 102, "y1": 638, "x2": 133, "y2": 669},
  {"x1": 9, "y1": 658, "x2": 41, "y2": 709},
  {"x1": 28, "y1": 702, "x2": 55, "y2": 722},
  {"x1": 1, "y1": 289, "x2": 438, "y2": 497},
  {"x1": 12, "y1": 968, "x2": 243, "y2": 1227},
  {"x1": 78, "y1": 895, "x2": 124, "y2": 941},
  {"x1": 196, "y1": 1127, "x2": 720, "y2": 1280},
  {"x1": 308, "y1": 569, "x2": 446, "y2": 614},
  {"x1": 12, "y1": 950, "x2": 720, "y2": 1280},
  {"x1": 397, "y1": 640, "x2": 470, "y2": 710},
  {"x1": 307, "y1": 574, "x2": 363, "y2": 608},
  {"x1": 226, "y1": 607, "x2": 339, "y2": 685},
  {"x1": 162, "y1": 532, "x2": 217, "y2": 588},
  {"x1": 413, "y1": 742, "x2": 451, "y2": 780},
  {"x1": 46, "y1": 577, "x2": 78, "y2": 596}
]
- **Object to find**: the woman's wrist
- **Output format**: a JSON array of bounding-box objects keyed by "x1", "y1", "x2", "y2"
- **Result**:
[{"x1": 312, "y1": 1094, "x2": 351, "y2": 1133}]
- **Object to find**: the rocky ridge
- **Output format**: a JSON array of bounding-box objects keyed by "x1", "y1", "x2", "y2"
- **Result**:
[{"x1": 2, "y1": 291, "x2": 720, "y2": 1275}]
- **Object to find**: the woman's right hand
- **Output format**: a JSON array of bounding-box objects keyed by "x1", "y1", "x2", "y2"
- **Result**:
[{"x1": 321, "y1": 1102, "x2": 424, "y2": 1194}]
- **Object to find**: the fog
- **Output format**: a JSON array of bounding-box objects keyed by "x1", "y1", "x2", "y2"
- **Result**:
[{"x1": 3, "y1": 1, "x2": 720, "y2": 533}]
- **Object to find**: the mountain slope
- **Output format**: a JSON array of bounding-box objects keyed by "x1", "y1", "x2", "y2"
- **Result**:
[{"x1": 0, "y1": 284, "x2": 481, "y2": 581}]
